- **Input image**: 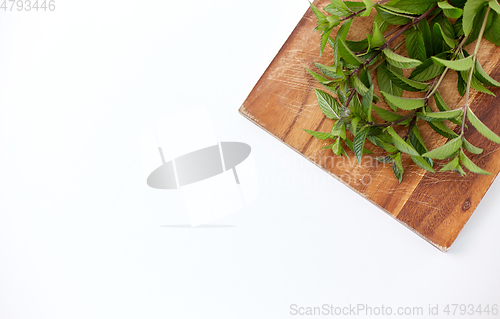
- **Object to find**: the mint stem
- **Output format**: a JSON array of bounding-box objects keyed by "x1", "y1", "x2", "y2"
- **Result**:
[{"x1": 461, "y1": 6, "x2": 491, "y2": 136}]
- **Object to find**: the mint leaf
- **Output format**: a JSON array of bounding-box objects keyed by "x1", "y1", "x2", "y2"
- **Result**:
[
  {"x1": 463, "y1": 0, "x2": 488, "y2": 35},
  {"x1": 431, "y1": 55, "x2": 475, "y2": 71},
  {"x1": 467, "y1": 108, "x2": 500, "y2": 144},
  {"x1": 422, "y1": 137, "x2": 462, "y2": 159},
  {"x1": 380, "y1": 91, "x2": 426, "y2": 110},
  {"x1": 462, "y1": 137, "x2": 484, "y2": 154},
  {"x1": 387, "y1": 126, "x2": 420, "y2": 156},
  {"x1": 315, "y1": 89, "x2": 342, "y2": 120},
  {"x1": 460, "y1": 149, "x2": 491, "y2": 174},
  {"x1": 383, "y1": 48, "x2": 423, "y2": 69},
  {"x1": 353, "y1": 128, "x2": 369, "y2": 162}
]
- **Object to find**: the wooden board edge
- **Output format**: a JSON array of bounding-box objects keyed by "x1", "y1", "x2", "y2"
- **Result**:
[{"x1": 238, "y1": 107, "x2": 449, "y2": 252}]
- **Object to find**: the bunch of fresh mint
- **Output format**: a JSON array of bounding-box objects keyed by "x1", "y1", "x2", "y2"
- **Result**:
[{"x1": 305, "y1": 0, "x2": 500, "y2": 182}]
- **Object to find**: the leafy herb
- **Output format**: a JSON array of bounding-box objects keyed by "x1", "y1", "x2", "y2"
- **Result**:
[{"x1": 306, "y1": 0, "x2": 500, "y2": 182}]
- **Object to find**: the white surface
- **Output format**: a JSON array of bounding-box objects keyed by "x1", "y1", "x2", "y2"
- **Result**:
[
  {"x1": 181, "y1": 169, "x2": 242, "y2": 227},
  {"x1": 0, "y1": 1, "x2": 499, "y2": 318},
  {"x1": 153, "y1": 105, "x2": 217, "y2": 161}
]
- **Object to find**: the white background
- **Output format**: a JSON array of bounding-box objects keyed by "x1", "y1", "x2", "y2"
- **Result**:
[{"x1": 1, "y1": 0, "x2": 499, "y2": 318}]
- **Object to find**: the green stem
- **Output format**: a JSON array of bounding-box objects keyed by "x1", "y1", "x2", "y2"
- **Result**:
[
  {"x1": 348, "y1": 5, "x2": 437, "y2": 78},
  {"x1": 425, "y1": 35, "x2": 471, "y2": 101},
  {"x1": 460, "y1": 6, "x2": 490, "y2": 136},
  {"x1": 425, "y1": 67, "x2": 449, "y2": 101},
  {"x1": 339, "y1": 0, "x2": 392, "y2": 22},
  {"x1": 369, "y1": 110, "x2": 418, "y2": 127},
  {"x1": 367, "y1": 40, "x2": 405, "y2": 73}
]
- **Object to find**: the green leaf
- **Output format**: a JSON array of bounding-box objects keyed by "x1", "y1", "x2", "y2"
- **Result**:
[
  {"x1": 422, "y1": 136, "x2": 462, "y2": 159},
  {"x1": 469, "y1": 73, "x2": 496, "y2": 95},
  {"x1": 434, "y1": 91, "x2": 451, "y2": 111},
  {"x1": 457, "y1": 70, "x2": 467, "y2": 96},
  {"x1": 353, "y1": 128, "x2": 369, "y2": 162},
  {"x1": 458, "y1": 54, "x2": 496, "y2": 95},
  {"x1": 410, "y1": 54, "x2": 447, "y2": 81},
  {"x1": 344, "y1": 1, "x2": 367, "y2": 10},
  {"x1": 385, "y1": 66, "x2": 429, "y2": 91},
  {"x1": 340, "y1": 122, "x2": 347, "y2": 139},
  {"x1": 374, "y1": 12, "x2": 390, "y2": 33},
  {"x1": 489, "y1": 0, "x2": 500, "y2": 14},
  {"x1": 432, "y1": 55, "x2": 475, "y2": 71},
  {"x1": 460, "y1": 149, "x2": 491, "y2": 174},
  {"x1": 373, "y1": 105, "x2": 411, "y2": 124},
  {"x1": 484, "y1": 12, "x2": 500, "y2": 45},
  {"x1": 367, "y1": 126, "x2": 384, "y2": 136},
  {"x1": 376, "y1": 6, "x2": 412, "y2": 25},
  {"x1": 333, "y1": 19, "x2": 354, "y2": 66},
  {"x1": 387, "y1": 126, "x2": 420, "y2": 156},
  {"x1": 320, "y1": 27, "x2": 335, "y2": 56},
  {"x1": 344, "y1": 137, "x2": 373, "y2": 154},
  {"x1": 411, "y1": 155, "x2": 436, "y2": 172},
  {"x1": 467, "y1": 108, "x2": 500, "y2": 143},
  {"x1": 315, "y1": 89, "x2": 342, "y2": 120},
  {"x1": 438, "y1": 1, "x2": 463, "y2": 18},
  {"x1": 362, "y1": 85, "x2": 375, "y2": 121},
  {"x1": 409, "y1": 123, "x2": 435, "y2": 168},
  {"x1": 368, "y1": 135, "x2": 398, "y2": 152},
  {"x1": 310, "y1": 2, "x2": 327, "y2": 23},
  {"x1": 351, "y1": 75, "x2": 369, "y2": 96},
  {"x1": 430, "y1": 14, "x2": 456, "y2": 54},
  {"x1": 464, "y1": 5, "x2": 493, "y2": 46},
  {"x1": 417, "y1": 108, "x2": 463, "y2": 122},
  {"x1": 377, "y1": 64, "x2": 403, "y2": 111},
  {"x1": 377, "y1": 155, "x2": 395, "y2": 163},
  {"x1": 339, "y1": 39, "x2": 364, "y2": 66},
  {"x1": 369, "y1": 22, "x2": 386, "y2": 48},
  {"x1": 418, "y1": 19, "x2": 434, "y2": 58},
  {"x1": 380, "y1": 91, "x2": 426, "y2": 110},
  {"x1": 324, "y1": 0, "x2": 352, "y2": 16},
  {"x1": 456, "y1": 164, "x2": 467, "y2": 176},
  {"x1": 332, "y1": 138, "x2": 343, "y2": 155},
  {"x1": 331, "y1": 120, "x2": 343, "y2": 136},
  {"x1": 409, "y1": 124, "x2": 427, "y2": 154},
  {"x1": 361, "y1": 0, "x2": 375, "y2": 16},
  {"x1": 349, "y1": 93, "x2": 363, "y2": 117},
  {"x1": 383, "y1": 48, "x2": 423, "y2": 69},
  {"x1": 314, "y1": 63, "x2": 345, "y2": 80},
  {"x1": 433, "y1": 23, "x2": 458, "y2": 48},
  {"x1": 454, "y1": 17, "x2": 465, "y2": 37},
  {"x1": 440, "y1": 156, "x2": 460, "y2": 171},
  {"x1": 303, "y1": 129, "x2": 333, "y2": 140},
  {"x1": 351, "y1": 117, "x2": 360, "y2": 136},
  {"x1": 307, "y1": 68, "x2": 334, "y2": 85},
  {"x1": 406, "y1": 28, "x2": 427, "y2": 62},
  {"x1": 428, "y1": 121, "x2": 459, "y2": 139},
  {"x1": 433, "y1": 91, "x2": 462, "y2": 125},
  {"x1": 392, "y1": 152, "x2": 404, "y2": 183},
  {"x1": 463, "y1": 0, "x2": 488, "y2": 35},
  {"x1": 474, "y1": 60, "x2": 500, "y2": 87},
  {"x1": 462, "y1": 137, "x2": 484, "y2": 154},
  {"x1": 345, "y1": 39, "x2": 369, "y2": 52},
  {"x1": 387, "y1": 0, "x2": 435, "y2": 14}
]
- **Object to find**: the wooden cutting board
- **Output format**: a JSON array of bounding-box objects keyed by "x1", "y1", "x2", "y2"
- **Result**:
[{"x1": 239, "y1": 0, "x2": 500, "y2": 251}]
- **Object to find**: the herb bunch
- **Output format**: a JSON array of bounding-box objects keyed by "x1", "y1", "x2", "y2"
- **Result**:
[{"x1": 305, "y1": 0, "x2": 500, "y2": 182}]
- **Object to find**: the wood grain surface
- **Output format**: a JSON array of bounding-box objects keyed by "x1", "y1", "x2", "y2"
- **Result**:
[{"x1": 239, "y1": 0, "x2": 500, "y2": 251}]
